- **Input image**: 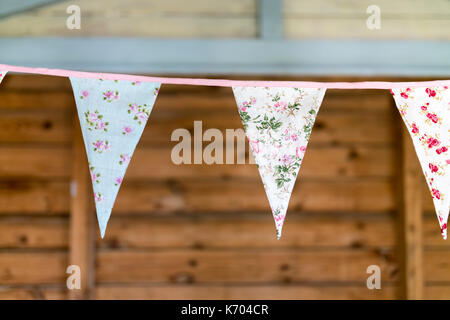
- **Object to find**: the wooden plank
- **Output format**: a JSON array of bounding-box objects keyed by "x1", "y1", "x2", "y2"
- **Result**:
[
  {"x1": 0, "y1": 108, "x2": 395, "y2": 146},
  {"x1": 0, "y1": 286, "x2": 66, "y2": 299},
  {"x1": 0, "y1": 179, "x2": 395, "y2": 214},
  {"x1": 0, "y1": 110, "x2": 72, "y2": 143},
  {"x1": 399, "y1": 126, "x2": 423, "y2": 299},
  {"x1": 0, "y1": 252, "x2": 67, "y2": 284},
  {"x1": 113, "y1": 179, "x2": 395, "y2": 213},
  {"x1": 0, "y1": 181, "x2": 68, "y2": 214},
  {"x1": 284, "y1": 0, "x2": 450, "y2": 16},
  {"x1": 285, "y1": 18, "x2": 450, "y2": 40},
  {"x1": 100, "y1": 216, "x2": 396, "y2": 249},
  {"x1": 96, "y1": 249, "x2": 398, "y2": 283},
  {"x1": 425, "y1": 286, "x2": 450, "y2": 300},
  {"x1": 0, "y1": 145, "x2": 394, "y2": 179},
  {"x1": 0, "y1": 16, "x2": 256, "y2": 38},
  {"x1": 68, "y1": 119, "x2": 95, "y2": 299},
  {"x1": 96, "y1": 284, "x2": 397, "y2": 300},
  {"x1": 424, "y1": 251, "x2": 450, "y2": 282},
  {"x1": 0, "y1": 218, "x2": 67, "y2": 248}
]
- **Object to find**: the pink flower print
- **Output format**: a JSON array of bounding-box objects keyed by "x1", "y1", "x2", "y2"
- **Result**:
[
  {"x1": 103, "y1": 90, "x2": 119, "y2": 102},
  {"x1": 436, "y1": 146, "x2": 448, "y2": 155},
  {"x1": 136, "y1": 111, "x2": 148, "y2": 122},
  {"x1": 115, "y1": 177, "x2": 123, "y2": 186},
  {"x1": 274, "y1": 101, "x2": 287, "y2": 111},
  {"x1": 131, "y1": 80, "x2": 141, "y2": 85},
  {"x1": 119, "y1": 154, "x2": 130, "y2": 165},
  {"x1": 296, "y1": 146, "x2": 307, "y2": 158},
  {"x1": 122, "y1": 126, "x2": 133, "y2": 135},
  {"x1": 129, "y1": 103, "x2": 138, "y2": 113},
  {"x1": 97, "y1": 121, "x2": 106, "y2": 131},
  {"x1": 274, "y1": 214, "x2": 285, "y2": 222},
  {"x1": 429, "y1": 163, "x2": 439, "y2": 173},
  {"x1": 88, "y1": 112, "x2": 98, "y2": 122},
  {"x1": 446, "y1": 159, "x2": 450, "y2": 165},
  {"x1": 425, "y1": 88, "x2": 436, "y2": 97},
  {"x1": 80, "y1": 90, "x2": 89, "y2": 99},
  {"x1": 426, "y1": 113, "x2": 439, "y2": 123},
  {"x1": 432, "y1": 188, "x2": 441, "y2": 200},
  {"x1": 93, "y1": 139, "x2": 110, "y2": 153},
  {"x1": 281, "y1": 154, "x2": 291, "y2": 165},
  {"x1": 411, "y1": 123, "x2": 419, "y2": 134},
  {"x1": 94, "y1": 192, "x2": 103, "y2": 203},
  {"x1": 250, "y1": 139, "x2": 261, "y2": 154},
  {"x1": 291, "y1": 134, "x2": 298, "y2": 141},
  {"x1": 240, "y1": 106, "x2": 247, "y2": 112}
]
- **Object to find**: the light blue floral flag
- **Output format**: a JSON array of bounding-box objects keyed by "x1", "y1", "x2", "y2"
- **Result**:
[{"x1": 70, "y1": 77, "x2": 160, "y2": 237}]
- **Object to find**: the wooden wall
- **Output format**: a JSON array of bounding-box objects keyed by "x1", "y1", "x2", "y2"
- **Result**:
[
  {"x1": 1, "y1": 0, "x2": 449, "y2": 40},
  {"x1": 0, "y1": 74, "x2": 448, "y2": 299}
]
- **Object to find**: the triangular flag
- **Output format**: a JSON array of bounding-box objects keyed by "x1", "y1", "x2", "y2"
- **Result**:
[
  {"x1": 232, "y1": 87, "x2": 326, "y2": 239},
  {"x1": 70, "y1": 77, "x2": 160, "y2": 237},
  {"x1": 391, "y1": 86, "x2": 450, "y2": 239},
  {"x1": 0, "y1": 71, "x2": 7, "y2": 84}
]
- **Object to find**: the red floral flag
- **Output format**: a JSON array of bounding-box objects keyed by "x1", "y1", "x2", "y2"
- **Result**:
[{"x1": 391, "y1": 86, "x2": 450, "y2": 239}]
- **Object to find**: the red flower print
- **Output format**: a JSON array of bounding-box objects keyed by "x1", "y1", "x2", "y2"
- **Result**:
[
  {"x1": 427, "y1": 137, "x2": 440, "y2": 148},
  {"x1": 426, "y1": 113, "x2": 439, "y2": 123},
  {"x1": 411, "y1": 123, "x2": 419, "y2": 134},
  {"x1": 425, "y1": 88, "x2": 436, "y2": 97},
  {"x1": 400, "y1": 92, "x2": 409, "y2": 99},
  {"x1": 390, "y1": 89, "x2": 394, "y2": 96},
  {"x1": 432, "y1": 188, "x2": 441, "y2": 199},
  {"x1": 436, "y1": 146, "x2": 448, "y2": 154},
  {"x1": 429, "y1": 163, "x2": 439, "y2": 173},
  {"x1": 421, "y1": 105, "x2": 427, "y2": 111},
  {"x1": 442, "y1": 223, "x2": 447, "y2": 235}
]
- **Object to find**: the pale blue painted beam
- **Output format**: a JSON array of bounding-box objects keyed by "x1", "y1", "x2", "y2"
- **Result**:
[
  {"x1": 259, "y1": 0, "x2": 283, "y2": 39},
  {"x1": 0, "y1": 38, "x2": 449, "y2": 76},
  {"x1": 0, "y1": 0, "x2": 63, "y2": 18}
]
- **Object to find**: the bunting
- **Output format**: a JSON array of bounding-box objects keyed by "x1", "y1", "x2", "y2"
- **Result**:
[
  {"x1": 70, "y1": 77, "x2": 160, "y2": 237},
  {"x1": 233, "y1": 87, "x2": 326, "y2": 238},
  {"x1": 0, "y1": 63, "x2": 449, "y2": 241},
  {"x1": 391, "y1": 86, "x2": 450, "y2": 239}
]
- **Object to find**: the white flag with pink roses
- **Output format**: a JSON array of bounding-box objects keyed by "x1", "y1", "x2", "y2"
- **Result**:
[
  {"x1": 70, "y1": 77, "x2": 160, "y2": 237},
  {"x1": 233, "y1": 87, "x2": 326, "y2": 239},
  {"x1": 391, "y1": 86, "x2": 450, "y2": 239}
]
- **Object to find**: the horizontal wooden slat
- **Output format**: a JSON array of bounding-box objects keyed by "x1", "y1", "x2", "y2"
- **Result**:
[
  {"x1": 96, "y1": 249, "x2": 398, "y2": 283},
  {"x1": 0, "y1": 179, "x2": 395, "y2": 215},
  {"x1": 424, "y1": 251, "x2": 450, "y2": 282},
  {"x1": 0, "y1": 286, "x2": 66, "y2": 300},
  {"x1": 285, "y1": 18, "x2": 450, "y2": 40},
  {"x1": 284, "y1": 0, "x2": 450, "y2": 16},
  {"x1": 101, "y1": 216, "x2": 396, "y2": 249},
  {"x1": 0, "y1": 181, "x2": 68, "y2": 214},
  {"x1": 425, "y1": 286, "x2": 450, "y2": 300},
  {"x1": 0, "y1": 252, "x2": 67, "y2": 284},
  {"x1": 0, "y1": 108, "x2": 395, "y2": 146},
  {"x1": 95, "y1": 284, "x2": 398, "y2": 299},
  {"x1": 114, "y1": 179, "x2": 396, "y2": 213},
  {"x1": 0, "y1": 145, "x2": 394, "y2": 179},
  {"x1": 0, "y1": 218, "x2": 68, "y2": 248},
  {"x1": 0, "y1": 16, "x2": 256, "y2": 38}
]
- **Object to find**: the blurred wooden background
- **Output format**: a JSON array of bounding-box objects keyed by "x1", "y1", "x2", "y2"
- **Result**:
[
  {"x1": 0, "y1": 74, "x2": 447, "y2": 300},
  {"x1": 0, "y1": 0, "x2": 449, "y2": 300}
]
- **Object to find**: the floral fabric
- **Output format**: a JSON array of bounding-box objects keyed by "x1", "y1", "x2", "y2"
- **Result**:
[
  {"x1": 0, "y1": 71, "x2": 7, "y2": 84},
  {"x1": 70, "y1": 77, "x2": 160, "y2": 237},
  {"x1": 233, "y1": 87, "x2": 326, "y2": 239},
  {"x1": 392, "y1": 86, "x2": 450, "y2": 239}
]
